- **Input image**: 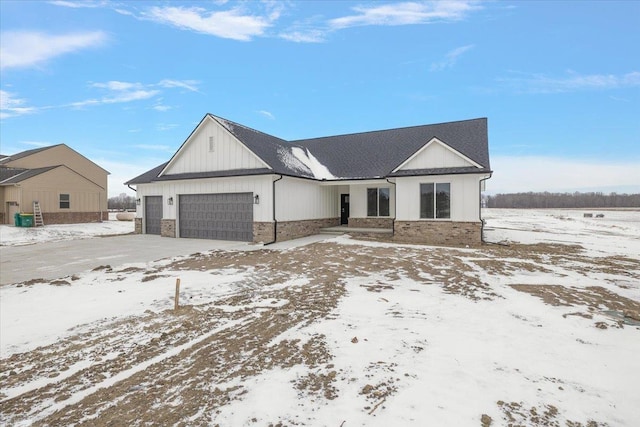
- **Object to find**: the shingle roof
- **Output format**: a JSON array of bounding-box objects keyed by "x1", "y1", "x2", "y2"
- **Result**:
[
  {"x1": 127, "y1": 115, "x2": 490, "y2": 185},
  {"x1": 0, "y1": 166, "x2": 59, "y2": 184},
  {"x1": 294, "y1": 118, "x2": 490, "y2": 179},
  {"x1": 125, "y1": 162, "x2": 169, "y2": 185}
]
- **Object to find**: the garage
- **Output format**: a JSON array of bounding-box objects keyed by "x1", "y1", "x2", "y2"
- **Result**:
[
  {"x1": 145, "y1": 196, "x2": 163, "y2": 235},
  {"x1": 179, "y1": 193, "x2": 253, "y2": 241}
]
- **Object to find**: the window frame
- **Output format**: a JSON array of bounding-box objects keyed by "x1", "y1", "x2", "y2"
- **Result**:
[
  {"x1": 59, "y1": 193, "x2": 70, "y2": 209},
  {"x1": 420, "y1": 182, "x2": 451, "y2": 219},
  {"x1": 366, "y1": 187, "x2": 390, "y2": 217}
]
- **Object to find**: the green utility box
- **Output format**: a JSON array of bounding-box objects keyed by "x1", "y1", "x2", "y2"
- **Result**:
[
  {"x1": 20, "y1": 214, "x2": 34, "y2": 227},
  {"x1": 14, "y1": 212, "x2": 22, "y2": 227}
]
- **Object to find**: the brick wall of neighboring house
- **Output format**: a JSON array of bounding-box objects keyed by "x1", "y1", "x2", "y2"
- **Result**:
[
  {"x1": 134, "y1": 218, "x2": 142, "y2": 234},
  {"x1": 276, "y1": 218, "x2": 340, "y2": 242},
  {"x1": 161, "y1": 219, "x2": 176, "y2": 238},
  {"x1": 348, "y1": 217, "x2": 394, "y2": 229},
  {"x1": 253, "y1": 222, "x2": 275, "y2": 243},
  {"x1": 393, "y1": 221, "x2": 482, "y2": 246},
  {"x1": 42, "y1": 211, "x2": 108, "y2": 225}
]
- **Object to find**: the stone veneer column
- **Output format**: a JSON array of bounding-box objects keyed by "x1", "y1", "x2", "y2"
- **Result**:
[
  {"x1": 161, "y1": 219, "x2": 176, "y2": 237},
  {"x1": 253, "y1": 222, "x2": 275, "y2": 243},
  {"x1": 393, "y1": 221, "x2": 481, "y2": 246},
  {"x1": 134, "y1": 218, "x2": 142, "y2": 234}
]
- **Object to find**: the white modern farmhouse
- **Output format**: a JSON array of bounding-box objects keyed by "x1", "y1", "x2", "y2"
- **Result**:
[{"x1": 126, "y1": 114, "x2": 491, "y2": 245}]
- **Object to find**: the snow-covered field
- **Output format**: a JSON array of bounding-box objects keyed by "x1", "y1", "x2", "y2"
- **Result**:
[
  {"x1": 0, "y1": 213, "x2": 134, "y2": 247},
  {"x1": 1, "y1": 209, "x2": 639, "y2": 426}
]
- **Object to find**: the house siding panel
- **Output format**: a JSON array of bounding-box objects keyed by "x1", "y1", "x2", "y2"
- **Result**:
[
  {"x1": 349, "y1": 183, "x2": 395, "y2": 219},
  {"x1": 395, "y1": 174, "x2": 484, "y2": 222},
  {"x1": 398, "y1": 140, "x2": 475, "y2": 171},
  {"x1": 163, "y1": 118, "x2": 267, "y2": 175},
  {"x1": 275, "y1": 177, "x2": 338, "y2": 221},
  {"x1": 135, "y1": 175, "x2": 274, "y2": 224}
]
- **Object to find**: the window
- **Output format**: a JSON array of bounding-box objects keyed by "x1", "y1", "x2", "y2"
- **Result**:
[
  {"x1": 60, "y1": 194, "x2": 70, "y2": 209},
  {"x1": 367, "y1": 188, "x2": 390, "y2": 217},
  {"x1": 208, "y1": 136, "x2": 215, "y2": 152},
  {"x1": 420, "y1": 183, "x2": 450, "y2": 219}
]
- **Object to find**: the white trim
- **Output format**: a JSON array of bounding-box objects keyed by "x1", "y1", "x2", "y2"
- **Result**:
[
  {"x1": 159, "y1": 115, "x2": 271, "y2": 177},
  {"x1": 392, "y1": 137, "x2": 482, "y2": 172},
  {"x1": 319, "y1": 178, "x2": 392, "y2": 186}
]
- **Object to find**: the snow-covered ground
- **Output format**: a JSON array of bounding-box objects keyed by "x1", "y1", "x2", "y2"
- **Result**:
[
  {"x1": 1, "y1": 209, "x2": 639, "y2": 426},
  {"x1": 0, "y1": 213, "x2": 134, "y2": 247}
]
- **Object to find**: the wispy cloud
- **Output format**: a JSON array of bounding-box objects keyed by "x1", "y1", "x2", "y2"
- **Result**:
[
  {"x1": 48, "y1": 0, "x2": 108, "y2": 8},
  {"x1": 499, "y1": 71, "x2": 640, "y2": 94},
  {"x1": 329, "y1": 1, "x2": 481, "y2": 29},
  {"x1": 0, "y1": 30, "x2": 107, "y2": 70},
  {"x1": 158, "y1": 79, "x2": 200, "y2": 92},
  {"x1": 430, "y1": 44, "x2": 474, "y2": 71},
  {"x1": 156, "y1": 123, "x2": 179, "y2": 131},
  {"x1": 281, "y1": 1, "x2": 481, "y2": 43},
  {"x1": 0, "y1": 90, "x2": 38, "y2": 119},
  {"x1": 2, "y1": 79, "x2": 199, "y2": 119},
  {"x1": 258, "y1": 110, "x2": 275, "y2": 120},
  {"x1": 144, "y1": 5, "x2": 278, "y2": 41}
]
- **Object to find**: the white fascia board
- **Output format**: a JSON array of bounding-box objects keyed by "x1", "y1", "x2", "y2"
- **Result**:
[
  {"x1": 319, "y1": 178, "x2": 392, "y2": 186},
  {"x1": 392, "y1": 137, "x2": 482, "y2": 173}
]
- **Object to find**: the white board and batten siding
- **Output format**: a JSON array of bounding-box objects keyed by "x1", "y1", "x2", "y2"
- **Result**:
[
  {"x1": 136, "y1": 175, "x2": 274, "y2": 222},
  {"x1": 395, "y1": 174, "x2": 482, "y2": 222},
  {"x1": 396, "y1": 139, "x2": 477, "y2": 171},
  {"x1": 275, "y1": 177, "x2": 338, "y2": 221},
  {"x1": 349, "y1": 183, "x2": 396, "y2": 218},
  {"x1": 162, "y1": 117, "x2": 268, "y2": 175}
]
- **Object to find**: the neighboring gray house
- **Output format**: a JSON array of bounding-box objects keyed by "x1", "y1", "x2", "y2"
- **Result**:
[{"x1": 126, "y1": 114, "x2": 491, "y2": 245}]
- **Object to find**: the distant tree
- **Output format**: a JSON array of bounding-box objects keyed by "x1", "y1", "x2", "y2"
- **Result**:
[
  {"x1": 108, "y1": 193, "x2": 136, "y2": 210},
  {"x1": 485, "y1": 192, "x2": 640, "y2": 208}
]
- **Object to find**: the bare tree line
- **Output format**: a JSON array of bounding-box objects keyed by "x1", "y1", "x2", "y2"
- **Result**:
[
  {"x1": 485, "y1": 192, "x2": 640, "y2": 209},
  {"x1": 108, "y1": 193, "x2": 137, "y2": 211}
]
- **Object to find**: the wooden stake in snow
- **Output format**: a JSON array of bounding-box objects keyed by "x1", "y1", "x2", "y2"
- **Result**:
[{"x1": 174, "y1": 278, "x2": 181, "y2": 311}]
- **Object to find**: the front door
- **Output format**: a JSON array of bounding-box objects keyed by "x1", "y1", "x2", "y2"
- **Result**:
[{"x1": 340, "y1": 194, "x2": 350, "y2": 225}]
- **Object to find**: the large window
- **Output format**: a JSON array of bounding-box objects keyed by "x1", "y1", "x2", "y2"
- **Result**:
[
  {"x1": 59, "y1": 193, "x2": 70, "y2": 209},
  {"x1": 367, "y1": 188, "x2": 390, "y2": 217},
  {"x1": 420, "y1": 183, "x2": 450, "y2": 219}
]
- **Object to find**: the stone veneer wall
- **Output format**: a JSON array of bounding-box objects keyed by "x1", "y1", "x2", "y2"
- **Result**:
[
  {"x1": 0, "y1": 213, "x2": 4, "y2": 224},
  {"x1": 253, "y1": 222, "x2": 275, "y2": 243},
  {"x1": 394, "y1": 221, "x2": 481, "y2": 246},
  {"x1": 161, "y1": 219, "x2": 176, "y2": 238},
  {"x1": 135, "y1": 218, "x2": 142, "y2": 234},
  {"x1": 42, "y1": 211, "x2": 108, "y2": 225},
  {"x1": 348, "y1": 217, "x2": 394, "y2": 229},
  {"x1": 276, "y1": 217, "x2": 340, "y2": 242}
]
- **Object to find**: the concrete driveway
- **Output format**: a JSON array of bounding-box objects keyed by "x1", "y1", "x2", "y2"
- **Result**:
[
  {"x1": 0, "y1": 233, "x2": 334, "y2": 285},
  {"x1": 0, "y1": 235, "x2": 252, "y2": 285}
]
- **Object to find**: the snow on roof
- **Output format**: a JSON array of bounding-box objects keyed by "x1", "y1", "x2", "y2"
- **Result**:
[{"x1": 291, "y1": 147, "x2": 336, "y2": 180}]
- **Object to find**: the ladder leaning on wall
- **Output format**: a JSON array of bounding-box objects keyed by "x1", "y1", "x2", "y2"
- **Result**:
[{"x1": 33, "y1": 201, "x2": 45, "y2": 227}]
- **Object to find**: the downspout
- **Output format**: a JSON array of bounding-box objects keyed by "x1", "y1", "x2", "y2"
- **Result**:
[
  {"x1": 264, "y1": 174, "x2": 283, "y2": 245},
  {"x1": 479, "y1": 173, "x2": 493, "y2": 244},
  {"x1": 385, "y1": 178, "x2": 396, "y2": 237}
]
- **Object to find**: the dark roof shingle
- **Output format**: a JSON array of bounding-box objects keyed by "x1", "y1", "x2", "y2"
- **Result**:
[{"x1": 126, "y1": 115, "x2": 490, "y2": 185}]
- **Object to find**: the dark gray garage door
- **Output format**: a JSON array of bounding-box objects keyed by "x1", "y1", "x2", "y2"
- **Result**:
[
  {"x1": 179, "y1": 193, "x2": 253, "y2": 241},
  {"x1": 145, "y1": 196, "x2": 163, "y2": 235}
]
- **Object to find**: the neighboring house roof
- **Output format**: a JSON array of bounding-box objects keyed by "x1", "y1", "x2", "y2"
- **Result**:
[
  {"x1": 0, "y1": 166, "x2": 59, "y2": 184},
  {"x1": 127, "y1": 114, "x2": 491, "y2": 185},
  {"x1": 0, "y1": 144, "x2": 64, "y2": 165}
]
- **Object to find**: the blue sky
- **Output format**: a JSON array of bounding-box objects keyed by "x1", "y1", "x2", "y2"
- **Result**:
[{"x1": 1, "y1": 0, "x2": 639, "y2": 197}]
